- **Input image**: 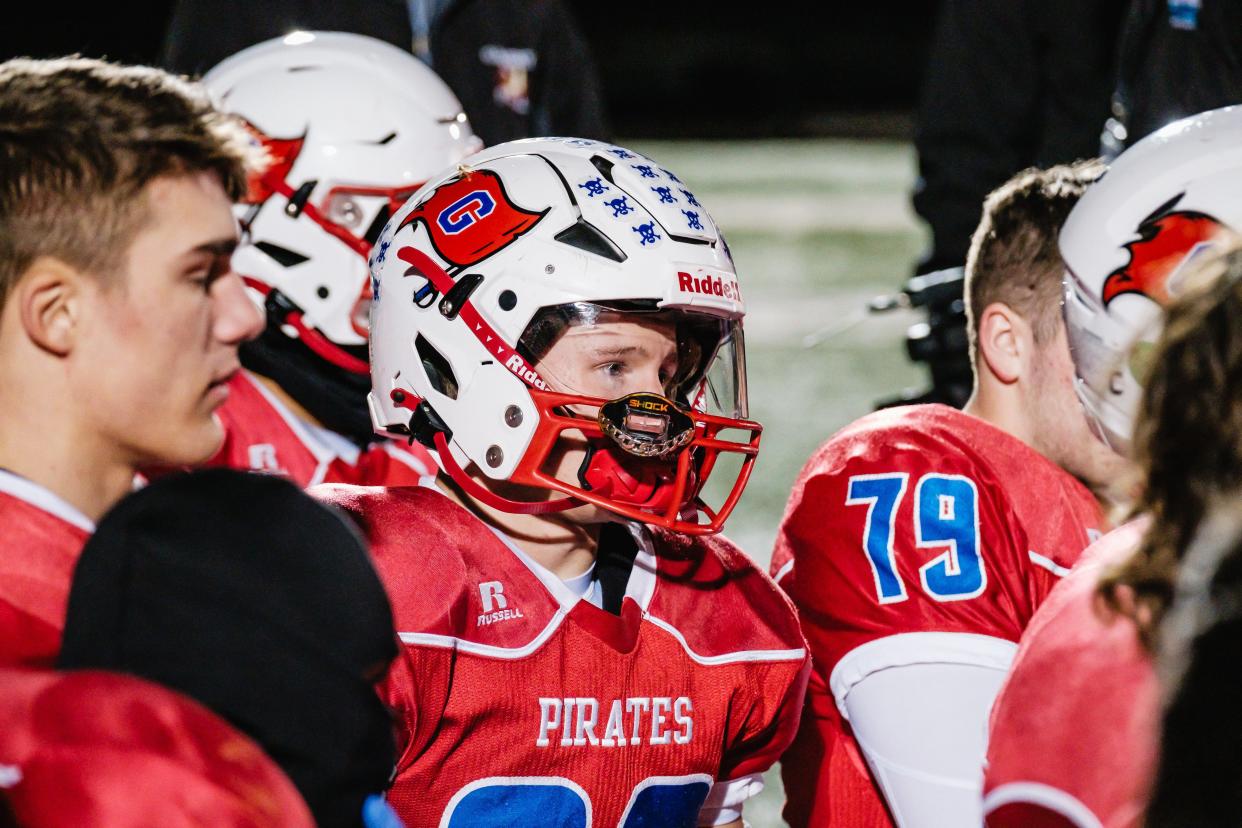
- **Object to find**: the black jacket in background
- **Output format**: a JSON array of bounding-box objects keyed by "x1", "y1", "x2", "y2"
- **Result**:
[
  {"x1": 160, "y1": 0, "x2": 610, "y2": 146},
  {"x1": 911, "y1": 0, "x2": 1125, "y2": 273},
  {"x1": 1112, "y1": 0, "x2": 1242, "y2": 149}
]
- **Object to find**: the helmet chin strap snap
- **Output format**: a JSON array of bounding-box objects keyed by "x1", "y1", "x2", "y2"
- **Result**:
[
  {"x1": 432, "y1": 432, "x2": 584, "y2": 515},
  {"x1": 389, "y1": 389, "x2": 581, "y2": 515}
]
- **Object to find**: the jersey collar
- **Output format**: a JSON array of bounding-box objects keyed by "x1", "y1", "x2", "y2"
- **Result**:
[{"x1": 0, "y1": 469, "x2": 95, "y2": 533}]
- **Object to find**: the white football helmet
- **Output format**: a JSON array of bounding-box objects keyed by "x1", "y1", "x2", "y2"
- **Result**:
[
  {"x1": 1061, "y1": 105, "x2": 1242, "y2": 455},
  {"x1": 368, "y1": 138, "x2": 759, "y2": 534},
  {"x1": 203, "y1": 31, "x2": 482, "y2": 374}
]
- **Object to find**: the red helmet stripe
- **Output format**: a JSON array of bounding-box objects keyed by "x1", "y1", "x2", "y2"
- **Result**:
[{"x1": 396, "y1": 246, "x2": 552, "y2": 390}]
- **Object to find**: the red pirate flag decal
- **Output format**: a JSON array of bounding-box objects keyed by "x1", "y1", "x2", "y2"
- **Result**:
[
  {"x1": 399, "y1": 169, "x2": 547, "y2": 269},
  {"x1": 1102, "y1": 194, "x2": 1228, "y2": 307},
  {"x1": 241, "y1": 121, "x2": 305, "y2": 206}
]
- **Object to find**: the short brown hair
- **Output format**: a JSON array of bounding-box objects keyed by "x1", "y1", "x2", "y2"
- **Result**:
[
  {"x1": 964, "y1": 160, "x2": 1105, "y2": 369},
  {"x1": 0, "y1": 57, "x2": 259, "y2": 310},
  {"x1": 1099, "y1": 246, "x2": 1242, "y2": 647}
]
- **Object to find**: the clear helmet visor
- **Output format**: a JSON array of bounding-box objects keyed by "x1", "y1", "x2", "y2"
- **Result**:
[
  {"x1": 1062, "y1": 268, "x2": 1163, "y2": 454},
  {"x1": 517, "y1": 301, "x2": 748, "y2": 420}
]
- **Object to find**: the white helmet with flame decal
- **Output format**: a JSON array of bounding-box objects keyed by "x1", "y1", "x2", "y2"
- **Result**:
[
  {"x1": 203, "y1": 31, "x2": 482, "y2": 374},
  {"x1": 1061, "y1": 105, "x2": 1242, "y2": 455},
  {"x1": 368, "y1": 138, "x2": 758, "y2": 534}
]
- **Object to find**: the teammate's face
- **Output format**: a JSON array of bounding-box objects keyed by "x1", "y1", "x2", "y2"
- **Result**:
[
  {"x1": 535, "y1": 314, "x2": 680, "y2": 401},
  {"x1": 75, "y1": 171, "x2": 263, "y2": 468},
  {"x1": 1031, "y1": 318, "x2": 1138, "y2": 503},
  {"x1": 533, "y1": 315, "x2": 681, "y2": 522}
]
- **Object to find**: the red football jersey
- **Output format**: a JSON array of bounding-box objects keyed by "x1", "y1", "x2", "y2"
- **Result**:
[
  {"x1": 208, "y1": 371, "x2": 436, "y2": 487},
  {"x1": 317, "y1": 484, "x2": 811, "y2": 828},
  {"x1": 770, "y1": 404, "x2": 1106, "y2": 827},
  {"x1": 0, "y1": 472, "x2": 93, "y2": 668},
  {"x1": 0, "y1": 667, "x2": 313, "y2": 827},
  {"x1": 984, "y1": 521, "x2": 1157, "y2": 828}
]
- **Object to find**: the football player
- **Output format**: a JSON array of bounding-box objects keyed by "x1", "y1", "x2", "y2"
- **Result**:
[
  {"x1": 317, "y1": 137, "x2": 810, "y2": 827},
  {"x1": 0, "y1": 57, "x2": 262, "y2": 667},
  {"x1": 771, "y1": 160, "x2": 1128, "y2": 827},
  {"x1": 1149, "y1": 393, "x2": 1242, "y2": 828},
  {"x1": 57, "y1": 469, "x2": 402, "y2": 828},
  {"x1": 0, "y1": 667, "x2": 314, "y2": 826},
  {"x1": 196, "y1": 32, "x2": 480, "y2": 486},
  {"x1": 984, "y1": 108, "x2": 1242, "y2": 828}
]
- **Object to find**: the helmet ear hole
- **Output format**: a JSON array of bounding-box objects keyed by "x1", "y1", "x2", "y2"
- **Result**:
[{"x1": 415, "y1": 334, "x2": 459, "y2": 399}]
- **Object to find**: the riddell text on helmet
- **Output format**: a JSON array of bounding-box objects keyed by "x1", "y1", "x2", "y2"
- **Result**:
[
  {"x1": 504, "y1": 353, "x2": 549, "y2": 389},
  {"x1": 677, "y1": 271, "x2": 741, "y2": 302}
]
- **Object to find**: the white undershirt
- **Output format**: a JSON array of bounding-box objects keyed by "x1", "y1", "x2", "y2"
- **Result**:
[{"x1": 560, "y1": 562, "x2": 601, "y2": 608}]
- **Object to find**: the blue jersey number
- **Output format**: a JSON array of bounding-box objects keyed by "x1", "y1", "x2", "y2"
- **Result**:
[
  {"x1": 441, "y1": 775, "x2": 711, "y2": 828},
  {"x1": 441, "y1": 779, "x2": 588, "y2": 827},
  {"x1": 845, "y1": 474, "x2": 910, "y2": 603},
  {"x1": 846, "y1": 472, "x2": 985, "y2": 603}
]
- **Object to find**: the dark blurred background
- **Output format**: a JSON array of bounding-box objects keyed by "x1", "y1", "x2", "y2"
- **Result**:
[
  {"x1": 0, "y1": 1, "x2": 938, "y2": 139},
  {"x1": 580, "y1": 4, "x2": 939, "y2": 138},
  {"x1": 8, "y1": 0, "x2": 1232, "y2": 417}
]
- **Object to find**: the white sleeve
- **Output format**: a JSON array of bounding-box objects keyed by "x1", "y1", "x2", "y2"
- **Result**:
[
  {"x1": 831, "y1": 632, "x2": 1019, "y2": 828},
  {"x1": 696, "y1": 773, "x2": 764, "y2": 826}
]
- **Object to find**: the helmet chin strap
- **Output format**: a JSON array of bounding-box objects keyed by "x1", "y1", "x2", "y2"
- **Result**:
[
  {"x1": 431, "y1": 431, "x2": 582, "y2": 515},
  {"x1": 242, "y1": 276, "x2": 369, "y2": 375},
  {"x1": 283, "y1": 310, "x2": 369, "y2": 375}
]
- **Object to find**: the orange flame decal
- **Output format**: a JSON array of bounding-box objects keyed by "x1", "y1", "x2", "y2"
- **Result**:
[{"x1": 1102, "y1": 194, "x2": 1226, "y2": 307}]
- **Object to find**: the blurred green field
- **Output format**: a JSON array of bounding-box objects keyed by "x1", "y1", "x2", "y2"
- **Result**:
[
  {"x1": 629, "y1": 138, "x2": 930, "y2": 827},
  {"x1": 632, "y1": 138, "x2": 929, "y2": 566}
]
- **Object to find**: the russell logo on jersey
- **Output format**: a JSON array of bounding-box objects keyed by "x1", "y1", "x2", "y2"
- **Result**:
[{"x1": 477, "y1": 581, "x2": 525, "y2": 627}]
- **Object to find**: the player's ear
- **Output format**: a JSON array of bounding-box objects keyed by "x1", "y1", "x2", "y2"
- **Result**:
[
  {"x1": 975, "y1": 301, "x2": 1031, "y2": 385},
  {"x1": 16, "y1": 256, "x2": 87, "y2": 357}
]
